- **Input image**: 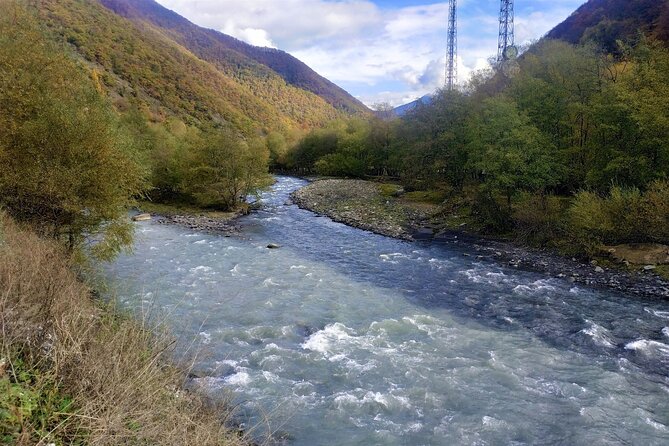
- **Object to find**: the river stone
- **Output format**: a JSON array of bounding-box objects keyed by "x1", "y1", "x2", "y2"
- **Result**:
[
  {"x1": 595, "y1": 266, "x2": 605, "y2": 273},
  {"x1": 132, "y1": 213, "x2": 151, "y2": 222},
  {"x1": 267, "y1": 243, "x2": 281, "y2": 249}
]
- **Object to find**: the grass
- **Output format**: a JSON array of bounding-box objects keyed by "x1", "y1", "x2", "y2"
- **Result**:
[
  {"x1": 401, "y1": 190, "x2": 448, "y2": 205},
  {"x1": 377, "y1": 183, "x2": 403, "y2": 198},
  {"x1": 0, "y1": 213, "x2": 250, "y2": 446},
  {"x1": 656, "y1": 265, "x2": 669, "y2": 281}
]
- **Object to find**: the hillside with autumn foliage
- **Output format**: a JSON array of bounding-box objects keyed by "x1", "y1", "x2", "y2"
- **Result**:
[
  {"x1": 547, "y1": 0, "x2": 669, "y2": 52},
  {"x1": 38, "y1": 0, "x2": 365, "y2": 136},
  {"x1": 99, "y1": 0, "x2": 369, "y2": 115}
]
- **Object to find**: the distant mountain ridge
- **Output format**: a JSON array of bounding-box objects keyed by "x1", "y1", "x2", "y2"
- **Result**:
[
  {"x1": 393, "y1": 95, "x2": 432, "y2": 117},
  {"x1": 99, "y1": 0, "x2": 368, "y2": 114}
]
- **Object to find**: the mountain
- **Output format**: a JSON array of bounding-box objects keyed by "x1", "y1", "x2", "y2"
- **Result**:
[
  {"x1": 393, "y1": 95, "x2": 432, "y2": 117},
  {"x1": 546, "y1": 0, "x2": 669, "y2": 51},
  {"x1": 99, "y1": 0, "x2": 368, "y2": 115},
  {"x1": 36, "y1": 0, "x2": 366, "y2": 137}
]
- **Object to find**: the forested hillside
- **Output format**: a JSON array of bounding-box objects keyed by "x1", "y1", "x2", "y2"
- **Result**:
[
  {"x1": 99, "y1": 0, "x2": 369, "y2": 114},
  {"x1": 284, "y1": 10, "x2": 669, "y2": 259},
  {"x1": 547, "y1": 0, "x2": 669, "y2": 52},
  {"x1": 39, "y1": 0, "x2": 352, "y2": 134}
]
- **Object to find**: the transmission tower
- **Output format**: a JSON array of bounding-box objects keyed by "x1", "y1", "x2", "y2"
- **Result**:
[
  {"x1": 445, "y1": 0, "x2": 457, "y2": 90},
  {"x1": 497, "y1": 0, "x2": 516, "y2": 62}
]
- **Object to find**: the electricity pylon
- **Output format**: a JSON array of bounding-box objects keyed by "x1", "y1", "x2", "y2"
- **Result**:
[
  {"x1": 446, "y1": 0, "x2": 457, "y2": 90},
  {"x1": 498, "y1": 0, "x2": 516, "y2": 62}
]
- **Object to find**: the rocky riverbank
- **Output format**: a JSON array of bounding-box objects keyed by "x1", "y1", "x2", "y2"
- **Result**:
[
  {"x1": 291, "y1": 179, "x2": 436, "y2": 240},
  {"x1": 154, "y1": 214, "x2": 241, "y2": 236},
  {"x1": 292, "y1": 179, "x2": 669, "y2": 299},
  {"x1": 134, "y1": 203, "x2": 246, "y2": 236}
]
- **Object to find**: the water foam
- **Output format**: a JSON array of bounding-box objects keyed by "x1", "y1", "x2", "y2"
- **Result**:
[
  {"x1": 230, "y1": 264, "x2": 243, "y2": 277},
  {"x1": 225, "y1": 371, "x2": 252, "y2": 386},
  {"x1": 580, "y1": 320, "x2": 615, "y2": 348},
  {"x1": 645, "y1": 418, "x2": 668, "y2": 431},
  {"x1": 513, "y1": 279, "x2": 556, "y2": 295},
  {"x1": 461, "y1": 269, "x2": 509, "y2": 285},
  {"x1": 302, "y1": 323, "x2": 353, "y2": 355},
  {"x1": 645, "y1": 308, "x2": 669, "y2": 320},
  {"x1": 199, "y1": 331, "x2": 212, "y2": 345},
  {"x1": 333, "y1": 391, "x2": 412, "y2": 412},
  {"x1": 262, "y1": 277, "x2": 280, "y2": 287},
  {"x1": 379, "y1": 253, "x2": 409, "y2": 264},
  {"x1": 625, "y1": 339, "x2": 669, "y2": 356}
]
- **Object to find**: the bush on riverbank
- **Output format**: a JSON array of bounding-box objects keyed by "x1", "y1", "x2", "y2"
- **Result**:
[
  {"x1": 0, "y1": 213, "x2": 248, "y2": 446},
  {"x1": 569, "y1": 181, "x2": 669, "y2": 254}
]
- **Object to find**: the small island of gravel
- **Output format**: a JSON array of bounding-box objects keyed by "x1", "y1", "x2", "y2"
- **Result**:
[{"x1": 291, "y1": 179, "x2": 439, "y2": 240}]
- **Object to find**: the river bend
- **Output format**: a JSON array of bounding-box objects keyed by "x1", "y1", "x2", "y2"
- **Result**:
[{"x1": 107, "y1": 177, "x2": 669, "y2": 445}]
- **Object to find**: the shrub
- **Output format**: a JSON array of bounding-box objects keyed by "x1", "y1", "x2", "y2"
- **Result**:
[
  {"x1": 185, "y1": 129, "x2": 270, "y2": 210},
  {"x1": 471, "y1": 188, "x2": 514, "y2": 234},
  {"x1": 513, "y1": 193, "x2": 569, "y2": 245},
  {"x1": 641, "y1": 180, "x2": 669, "y2": 243},
  {"x1": 568, "y1": 181, "x2": 669, "y2": 253}
]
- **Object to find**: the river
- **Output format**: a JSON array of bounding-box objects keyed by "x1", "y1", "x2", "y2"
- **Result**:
[{"x1": 107, "y1": 176, "x2": 669, "y2": 445}]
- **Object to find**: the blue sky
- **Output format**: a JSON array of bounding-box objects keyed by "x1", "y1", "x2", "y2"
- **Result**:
[{"x1": 156, "y1": 0, "x2": 585, "y2": 107}]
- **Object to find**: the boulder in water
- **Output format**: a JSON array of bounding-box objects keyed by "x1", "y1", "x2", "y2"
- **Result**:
[{"x1": 132, "y1": 213, "x2": 151, "y2": 222}]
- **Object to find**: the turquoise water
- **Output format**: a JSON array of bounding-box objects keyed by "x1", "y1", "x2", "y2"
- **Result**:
[{"x1": 107, "y1": 177, "x2": 669, "y2": 445}]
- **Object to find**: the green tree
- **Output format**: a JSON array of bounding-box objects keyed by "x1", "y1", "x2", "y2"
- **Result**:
[
  {"x1": 184, "y1": 128, "x2": 270, "y2": 210},
  {"x1": 469, "y1": 96, "x2": 562, "y2": 208},
  {"x1": 612, "y1": 39, "x2": 669, "y2": 184},
  {"x1": 0, "y1": 4, "x2": 146, "y2": 260}
]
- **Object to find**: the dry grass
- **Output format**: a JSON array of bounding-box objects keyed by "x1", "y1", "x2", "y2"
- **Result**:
[{"x1": 0, "y1": 213, "x2": 250, "y2": 445}]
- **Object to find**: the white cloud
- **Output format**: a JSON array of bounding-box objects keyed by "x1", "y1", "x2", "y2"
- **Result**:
[
  {"x1": 155, "y1": 0, "x2": 585, "y2": 107},
  {"x1": 158, "y1": 0, "x2": 382, "y2": 48},
  {"x1": 222, "y1": 25, "x2": 276, "y2": 48}
]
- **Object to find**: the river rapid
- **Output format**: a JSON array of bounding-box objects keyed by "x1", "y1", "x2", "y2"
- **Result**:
[{"x1": 107, "y1": 176, "x2": 669, "y2": 445}]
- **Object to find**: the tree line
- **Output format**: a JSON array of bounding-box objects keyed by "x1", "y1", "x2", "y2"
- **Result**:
[{"x1": 281, "y1": 38, "x2": 669, "y2": 254}]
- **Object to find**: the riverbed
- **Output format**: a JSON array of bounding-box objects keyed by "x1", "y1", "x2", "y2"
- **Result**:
[{"x1": 107, "y1": 176, "x2": 669, "y2": 445}]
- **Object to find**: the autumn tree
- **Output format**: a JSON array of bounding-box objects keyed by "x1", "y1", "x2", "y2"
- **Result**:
[
  {"x1": 184, "y1": 128, "x2": 271, "y2": 210},
  {"x1": 0, "y1": 3, "x2": 146, "y2": 260}
]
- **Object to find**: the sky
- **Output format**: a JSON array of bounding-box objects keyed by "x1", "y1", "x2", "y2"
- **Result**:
[{"x1": 154, "y1": 0, "x2": 586, "y2": 107}]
